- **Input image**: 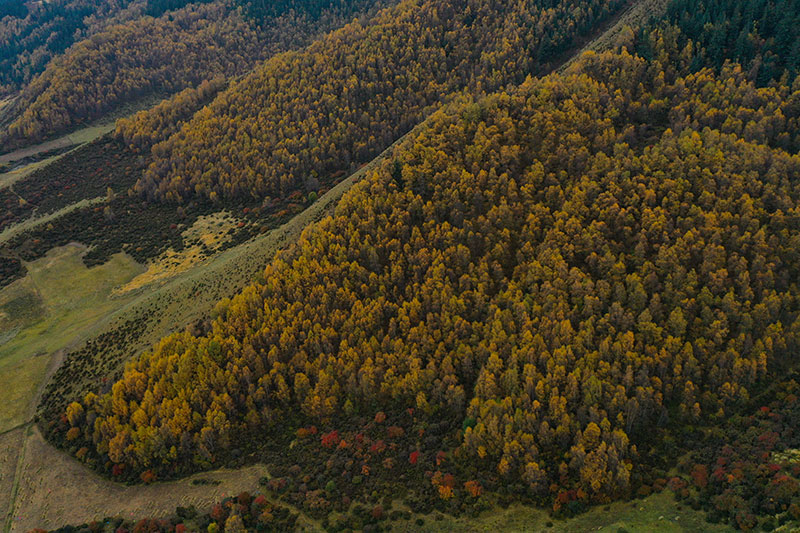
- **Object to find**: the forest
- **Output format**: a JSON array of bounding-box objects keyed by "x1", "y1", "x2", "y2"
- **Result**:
[
  {"x1": 3, "y1": 0, "x2": 798, "y2": 530},
  {"x1": 0, "y1": 0, "x2": 386, "y2": 149},
  {"x1": 48, "y1": 33, "x2": 800, "y2": 524},
  {"x1": 133, "y1": 0, "x2": 627, "y2": 202},
  {"x1": 646, "y1": 0, "x2": 800, "y2": 85},
  {"x1": 0, "y1": 0, "x2": 138, "y2": 95}
]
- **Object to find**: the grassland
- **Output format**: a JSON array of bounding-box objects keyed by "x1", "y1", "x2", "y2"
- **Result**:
[
  {"x1": 9, "y1": 427, "x2": 270, "y2": 532},
  {"x1": 386, "y1": 492, "x2": 735, "y2": 532},
  {"x1": 0, "y1": 244, "x2": 144, "y2": 432}
]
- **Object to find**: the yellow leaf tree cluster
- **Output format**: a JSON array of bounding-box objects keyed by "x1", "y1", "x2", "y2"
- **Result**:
[
  {"x1": 59, "y1": 48, "x2": 800, "y2": 502},
  {"x1": 1, "y1": 0, "x2": 384, "y2": 149},
  {"x1": 135, "y1": 0, "x2": 627, "y2": 202}
]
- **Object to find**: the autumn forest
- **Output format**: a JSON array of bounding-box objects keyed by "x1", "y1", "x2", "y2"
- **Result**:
[{"x1": 2, "y1": 0, "x2": 800, "y2": 531}]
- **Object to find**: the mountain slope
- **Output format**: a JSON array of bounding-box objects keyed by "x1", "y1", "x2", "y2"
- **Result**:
[
  {"x1": 1, "y1": 0, "x2": 385, "y2": 150},
  {"x1": 134, "y1": 0, "x2": 628, "y2": 202},
  {"x1": 52, "y1": 45, "x2": 800, "y2": 513}
]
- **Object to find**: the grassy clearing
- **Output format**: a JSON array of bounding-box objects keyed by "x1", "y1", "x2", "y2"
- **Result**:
[
  {"x1": 0, "y1": 92, "x2": 165, "y2": 165},
  {"x1": 0, "y1": 244, "x2": 144, "y2": 432},
  {"x1": 9, "y1": 427, "x2": 269, "y2": 532},
  {"x1": 0, "y1": 123, "x2": 115, "y2": 165},
  {"x1": 0, "y1": 152, "x2": 66, "y2": 190},
  {"x1": 387, "y1": 491, "x2": 733, "y2": 532},
  {"x1": 0, "y1": 196, "x2": 105, "y2": 246},
  {"x1": 115, "y1": 211, "x2": 241, "y2": 295}
]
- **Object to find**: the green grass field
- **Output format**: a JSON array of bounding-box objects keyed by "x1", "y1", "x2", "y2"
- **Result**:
[
  {"x1": 385, "y1": 491, "x2": 734, "y2": 532},
  {"x1": 0, "y1": 244, "x2": 144, "y2": 431}
]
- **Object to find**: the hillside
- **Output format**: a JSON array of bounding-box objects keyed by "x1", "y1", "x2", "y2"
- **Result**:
[
  {"x1": 0, "y1": 0, "x2": 386, "y2": 150},
  {"x1": 134, "y1": 0, "x2": 627, "y2": 202},
  {"x1": 47, "y1": 39, "x2": 800, "y2": 527},
  {"x1": 2, "y1": 0, "x2": 800, "y2": 530}
]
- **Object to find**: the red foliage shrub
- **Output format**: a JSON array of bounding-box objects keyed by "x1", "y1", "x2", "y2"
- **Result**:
[
  {"x1": 132, "y1": 519, "x2": 160, "y2": 533},
  {"x1": 464, "y1": 480, "x2": 483, "y2": 498},
  {"x1": 321, "y1": 430, "x2": 340, "y2": 448},
  {"x1": 210, "y1": 503, "x2": 228, "y2": 522},
  {"x1": 667, "y1": 476, "x2": 687, "y2": 492},
  {"x1": 139, "y1": 469, "x2": 157, "y2": 484},
  {"x1": 409, "y1": 451, "x2": 420, "y2": 465}
]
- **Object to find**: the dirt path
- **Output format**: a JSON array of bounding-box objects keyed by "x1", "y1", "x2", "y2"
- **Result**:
[{"x1": 3, "y1": 1, "x2": 658, "y2": 529}]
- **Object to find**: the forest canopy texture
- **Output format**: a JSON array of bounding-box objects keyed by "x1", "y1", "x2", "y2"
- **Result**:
[
  {"x1": 53, "y1": 44, "x2": 800, "y2": 507},
  {"x1": 133, "y1": 0, "x2": 626, "y2": 203},
  {"x1": 0, "y1": 0, "x2": 385, "y2": 149}
]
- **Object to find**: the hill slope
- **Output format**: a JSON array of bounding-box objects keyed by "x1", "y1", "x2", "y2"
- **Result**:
[
  {"x1": 1, "y1": 0, "x2": 386, "y2": 150},
  {"x1": 134, "y1": 0, "x2": 628, "y2": 202},
  {"x1": 52, "y1": 44, "x2": 800, "y2": 514}
]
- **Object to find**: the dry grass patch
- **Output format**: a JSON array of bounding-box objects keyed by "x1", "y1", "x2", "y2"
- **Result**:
[
  {"x1": 0, "y1": 428, "x2": 25, "y2": 526},
  {"x1": 8, "y1": 427, "x2": 269, "y2": 532},
  {"x1": 115, "y1": 211, "x2": 241, "y2": 295}
]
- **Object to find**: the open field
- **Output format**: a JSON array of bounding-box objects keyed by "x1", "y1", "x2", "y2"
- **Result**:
[
  {"x1": 9, "y1": 427, "x2": 269, "y2": 532},
  {"x1": 0, "y1": 244, "x2": 144, "y2": 432},
  {"x1": 387, "y1": 492, "x2": 735, "y2": 532}
]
